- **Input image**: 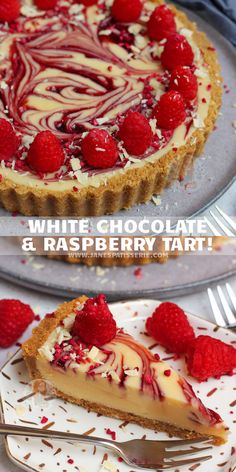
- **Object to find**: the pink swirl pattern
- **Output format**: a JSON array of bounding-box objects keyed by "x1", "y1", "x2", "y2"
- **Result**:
[
  {"x1": 1, "y1": 15, "x2": 159, "y2": 140},
  {"x1": 50, "y1": 328, "x2": 223, "y2": 428}
]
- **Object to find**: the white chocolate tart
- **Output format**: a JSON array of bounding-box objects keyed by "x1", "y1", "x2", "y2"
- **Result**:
[{"x1": 0, "y1": 0, "x2": 222, "y2": 216}]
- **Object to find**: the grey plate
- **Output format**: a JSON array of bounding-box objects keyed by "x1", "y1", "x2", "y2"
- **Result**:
[
  {"x1": 0, "y1": 9, "x2": 235, "y2": 222},
  {"x1": 0, "y1": 8, "x2": 235, "y2": 301},
  {"x1": 0, "y1": 241, "x2": 236, "y2": 301}
]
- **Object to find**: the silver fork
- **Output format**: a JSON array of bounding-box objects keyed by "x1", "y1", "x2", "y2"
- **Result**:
[
  {"x1": 204, "y1": 205, "x2": 236, "y2": 236},
  {"x1": 0, "y1": 423, "x2": 213, "y2": 470},
  {"x1": 208, "y1": 283, "x2": 236, "y2": 330}
]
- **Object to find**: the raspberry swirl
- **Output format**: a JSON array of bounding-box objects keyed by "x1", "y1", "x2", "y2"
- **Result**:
[{"x1": 0, "y1": 0, "x2": 211, "y2": 185}]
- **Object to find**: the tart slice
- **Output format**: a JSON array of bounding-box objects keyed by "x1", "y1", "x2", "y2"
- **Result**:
[{"x1": 22, "y1": 295, "x2": 227, "y2": 444}]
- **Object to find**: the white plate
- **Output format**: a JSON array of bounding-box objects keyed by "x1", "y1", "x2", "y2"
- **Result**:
[{"x1": 0, "y1": 299, "x2": 236, "y2": 472}]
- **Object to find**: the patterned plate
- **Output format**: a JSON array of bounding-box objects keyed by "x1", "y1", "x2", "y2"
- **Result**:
[{"x1": 0, "y1": 299, "x2": 236, "y2": 472}]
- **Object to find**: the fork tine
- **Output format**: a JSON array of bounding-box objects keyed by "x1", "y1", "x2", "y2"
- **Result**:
[
  {"x1": 226, "y1": 283, "x2": 236, "y2": 312},
  {"x1": 215, "y1": 205, "x2": 236, "y2": 232},
  {"x1": 204, "y1": 216, "x2": 222, "y2": 236},
  {"x1": 209, "y1": 211, "x2": 235, "y2": 236},
  {"x1": 208, "y1": 288, "x2": 226, "y2": 327},
  {"x1": 162, "y1": 454, "x2": 212, "y2": 469},
  {"x1": 164, "y1": 445, "x2": 212, "y2": 459},
  {"x1": 217, "y1": 285, "x2": 236, "y2": 325},
  {"x1": 164, "y1": 437, "x2": 211, "y2": 448}
]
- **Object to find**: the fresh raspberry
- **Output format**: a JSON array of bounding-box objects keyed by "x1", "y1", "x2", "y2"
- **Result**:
[
  {"x1": 0, "y1": 299, "x2": 35, "y2": 348},
  {"x1": 34, "y1": 0, "x2": 58, "y2": 10},
  {"x1": 111, "y1": 0, "x2": 143, "y2": 23},
  {"x1": 119, "y1": 111, "x2": 153, "y2": 156},
  {"x1": 169, "y1": 66, "x2": 198, "y2": 102},
  {"x1": 186, "y1": 335, "x2": 236, "y2": 382},
  {"x1": 0, "y1": 119, "x2": 19, "y2": 160},
  {"x1": 81, "y1": 129, "x2": 118, "y2": 169},
  {"x1": 147, "y1": 5, "x2": 176, "y2": 42},
  {"x1": 27, "y1": 131, "x2": 65, "y2": 173},
  {"x1": 161, "y1": 34, "x2": 194, "y2": 71},
  {"x1": 0, "y1": 0, "x2": 20, "y2": 22},
  {"x1": 152, "y1": 91, "x2": 186, "y2": 130},
  {"x1": 146, "y1": 302, "x2": 195, "y2": 354},
  {"x1": 72, "y1": 294, "x2": 117, "y2": 347}
]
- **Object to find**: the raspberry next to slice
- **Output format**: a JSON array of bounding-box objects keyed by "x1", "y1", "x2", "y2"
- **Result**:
[
  {"x1": 152, "y1": 90, "x2": 186, "y2": 130},
  {"x1": 34, "y1": 0, "x2": 58, "y2": 10},
  {"x1": 146, "y1": 301, "x2": 195, "y2": 354},
  {"x1": 186, "y1": 335, "x2": 236, "y2": 382}
]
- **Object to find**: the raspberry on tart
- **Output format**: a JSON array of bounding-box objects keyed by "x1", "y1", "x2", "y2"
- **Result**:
[
  {"x1": 147, "y1": 5, "x2": 176, "y2": 42},
  {"x1": 0, "y1": 0, "x2": 20, "y2": 22},
  {"x1": 169, "y1": 66, "x2": 198, "y2": 102},
  {"x1": 186, "y1": 335, "x2": 236, "y2": 382},
  {"x1": 81, "y1": 129, "x2": 118, "y2": 169},
  {"x1": 146, "y1": 302, "x2": 195, "y2": 354},
  {"x1": 0, "y1": 119, "x2": 19, "y2": 160},
  {"x1": 22, "y1": 295, "x2": 228, "y2": 445},
  {"x1": 152, "y1": 91, "x2": 186, "y2": 130},
  {"x1": 72, "y1": 294, "x2": 117, "y2": 346},
  {"x1": 111, "y1": 0, "x2": 143, "y2": 23},
  {"x1": 27, "y1": 131, "x2": 65, "y2": 173},
  {"x1": 79, "y1": 0, "x2": 98, "y2": 5},
  {"x1": 34, "y1": 0, "x2": 58, "y2": 10},
  {"x1": 161, "y1": 33, "x2": 194, "y2": 71},
  {"x1": 119, "y1": 111, "x2": 153, "y2": 156},
  {"x1": 0, "y1": 0, "x2": 222, "y2": 216}
]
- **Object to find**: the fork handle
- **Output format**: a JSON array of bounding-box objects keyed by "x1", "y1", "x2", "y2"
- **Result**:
[{"x1": 0, "y1": 423, "x2": 120, "y2": 453}]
